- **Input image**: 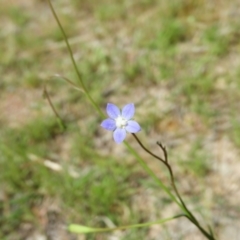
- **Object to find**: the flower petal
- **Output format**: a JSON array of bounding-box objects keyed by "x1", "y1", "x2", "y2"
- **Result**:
[
  {"x1": 106, "y1": 103, "x2": 120, "y2": 119},
  {"x1": 113, "y1": 128, "x2": 126, "y2": 143},
  {"x1": 122, "y1": 103, "x2": 135, "y2": 120},
  {"x1": 101, "y1": 118, "x2": 116, "y2": 131},
  {"x1": 125, "y1": 120, "x2": 141, "y2": 133}
]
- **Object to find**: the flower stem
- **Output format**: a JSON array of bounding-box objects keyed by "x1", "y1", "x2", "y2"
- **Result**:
[
  {"x1": 131, "y1": 134, "x2": 216, "y2": 240},
  {"x1": 124, "y1": 142, "x2": 182, "y2": 209},
  {"x1": 46, "y1": 2, "x2": 215, "y2": 239},
  {"x1": 46, "y1": 1, "x2": 174, "y2": 201},
  {"x1": 47, "y1": 0, "x2": 104, "y2": 118}
]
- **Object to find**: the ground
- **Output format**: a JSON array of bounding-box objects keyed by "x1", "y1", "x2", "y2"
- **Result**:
[{"x1": 0, "y1": 0, "x2": 240, "y2": 239}]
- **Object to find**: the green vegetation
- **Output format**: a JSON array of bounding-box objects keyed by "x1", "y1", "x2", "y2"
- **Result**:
[{"x1": 0, "y1": 0, "x2": 240, "y2": 239}]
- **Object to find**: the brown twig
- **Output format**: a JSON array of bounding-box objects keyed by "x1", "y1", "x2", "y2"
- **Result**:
[
  {"x1": 157, "y1": 141, "x2": 168, "y2": 163},
  {"x1": 131, "y1": 134, "x2": 165, "y2": 163},
  {"x1": 43, "y1": 84, "x2": 66, "y2": 130},
  {"x1": 131, "y1": 133, "x2": 215, "y2": 240}
]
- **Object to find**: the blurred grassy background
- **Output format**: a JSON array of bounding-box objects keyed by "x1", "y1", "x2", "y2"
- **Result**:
[{"x1": 1, "y1": 0, "x2": 240, "y2": 239}]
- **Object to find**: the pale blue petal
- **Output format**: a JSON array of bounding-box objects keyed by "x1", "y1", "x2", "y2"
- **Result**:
[
  {"x1": 101, "y1": 118, "x2": 116, "y2": 131},
  {"x1": 113, "y1": 128, "x2": 126, "y2": 143},
  {"x1": 122, "y1": 103, "x2": 135, "y2": 120},
  {"x1": 106, "y1": 103, "x2": 120, "y2": 119},
  {"x1": 125, "y1": 120, "x2": 141, "y2": 133}
]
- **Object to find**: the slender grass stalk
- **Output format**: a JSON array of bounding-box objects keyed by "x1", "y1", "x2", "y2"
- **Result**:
[
  {"x1": 124, "y1": 142, "x2": 182, "y2": 209},
  {"x1": 47, "y1": 0, "x2": 103, "y2": 118},
  {"x1": 50, "y1": 74, "x2": 85, "y2": 92},
  {"x1": 69, "y1": 214, "x2": 185, "y2": 233}
]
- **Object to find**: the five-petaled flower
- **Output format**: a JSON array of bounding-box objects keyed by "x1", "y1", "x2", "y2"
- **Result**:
[{"x1": 101, "y1": 103, "x2": 141, "y2": 143}]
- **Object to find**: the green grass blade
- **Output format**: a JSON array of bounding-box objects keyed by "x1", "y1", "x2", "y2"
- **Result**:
[{"x1": 68, "y1": 214, "x2": 184, "y2": 233}]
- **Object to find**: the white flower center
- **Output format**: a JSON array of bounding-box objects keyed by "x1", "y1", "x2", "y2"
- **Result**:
[{"x1": 115, "y1": 116, "x2": 128, "y2": 129}]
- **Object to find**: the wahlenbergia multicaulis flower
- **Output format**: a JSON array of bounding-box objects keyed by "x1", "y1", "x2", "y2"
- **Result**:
[{"x1": 101, "y1": 103, "x2": 141, "y2": 143}]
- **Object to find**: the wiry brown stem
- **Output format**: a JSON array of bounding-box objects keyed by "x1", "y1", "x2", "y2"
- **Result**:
[
  {"x1": 132, "y1": 133, "x2": 216, "y2": 240},
  {"x1": 43, "y1": 85, "x2": 66, "y2": 130}
]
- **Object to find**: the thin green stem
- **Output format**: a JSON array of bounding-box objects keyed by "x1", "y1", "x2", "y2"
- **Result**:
[
  {"x1": 47, "y1": 0, "x2": 103, "y2": 117},
  {"x1": 124, "y1": 142, "x2": 183, "y2": 211},
  {"x1": 69, "y1": 214, "x2": 185, "y2": 233},
  {"x1": 50, "y1": 74, "x2": 84, "y2": 92}
]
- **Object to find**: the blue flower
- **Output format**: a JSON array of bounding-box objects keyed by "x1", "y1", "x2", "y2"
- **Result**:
[{"x1": 101, "y1": 103, "x2": 141, "y2": 143}]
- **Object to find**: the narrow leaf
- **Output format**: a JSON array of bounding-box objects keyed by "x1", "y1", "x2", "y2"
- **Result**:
[{"x1": 68, "y1": 225, "x2": 101, "y2": 233}]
